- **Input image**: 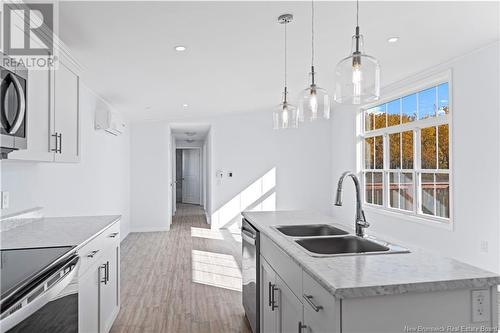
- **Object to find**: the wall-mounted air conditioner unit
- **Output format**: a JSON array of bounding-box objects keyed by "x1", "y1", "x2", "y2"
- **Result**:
[{"x1": 95, "y1": 103, "x2": 126, "y2": 136}]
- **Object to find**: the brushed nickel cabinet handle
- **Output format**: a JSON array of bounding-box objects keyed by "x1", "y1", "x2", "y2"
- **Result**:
[
  {"x1": 271, "y1": 284, "x2": 279, "y2": 311},
  {"x1": 303, "y1": 294, "x2": 323, "y2": 312},
  {"x1": 58, "y1": 133, "x2": 62, "y2": 153},
  {"x1": 100, "y1": 264, "x2": 107, "y2": 285},
  {"x1": 51, "y1": 133, "x2": 59, "y2": 152},
  {"x1": 87, "y1": 250, "x2": 99, "y2": 258}
]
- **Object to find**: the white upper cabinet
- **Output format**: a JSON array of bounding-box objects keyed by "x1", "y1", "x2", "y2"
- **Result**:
[
  {"x1": 8, "y1": 59, "x2": 80, "y2": 163},
  {"x1": 8, "y1": 67, "x2": 54, "y2": 161},
  {"x1": 54, "y1": 61, "x2": 79, "y2": 162}
]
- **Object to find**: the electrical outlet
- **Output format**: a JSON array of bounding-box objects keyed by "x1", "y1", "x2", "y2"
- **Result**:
[
  {"x1": 1, "y1": 192, "x2": 9, "y2": 210},
  {"x1": 471, "y1": 289, "x2": 490, "y2": 322},
  {"x1": 480, "y1": 241, "x2": 489, "y2": 253}
]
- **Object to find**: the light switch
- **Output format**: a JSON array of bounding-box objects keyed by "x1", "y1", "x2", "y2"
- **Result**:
[
  {"x1": 471, "y1": 289, "x2": 490, "y2": 322},
  {"x1": 1, "y1": 192, "x2": 9, "y2": 210}
]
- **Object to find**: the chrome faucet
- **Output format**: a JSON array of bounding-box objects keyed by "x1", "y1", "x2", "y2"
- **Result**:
[{"x1": 335, "y1": 171, "x2": 370, "y2": 237}]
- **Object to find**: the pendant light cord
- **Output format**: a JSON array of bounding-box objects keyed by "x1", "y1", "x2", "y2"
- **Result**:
[
  {"x1": 311, "y1": 0, "x2": 315, "y2": 67},
  {"x1": 356, "y1": 0, "x2": 359, "y2": 27},
  {"x1": 284, "y1": 19, "x2": 288, "y2": 101}
]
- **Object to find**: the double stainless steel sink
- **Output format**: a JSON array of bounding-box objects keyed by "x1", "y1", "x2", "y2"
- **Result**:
[{"x1": 275, "y1": 224, "x2": 409, "y2": 257}]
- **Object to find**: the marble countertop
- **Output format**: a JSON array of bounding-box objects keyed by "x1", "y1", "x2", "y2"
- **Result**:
[
  {"x1": 0, "y1": 215, "x2": 121, "y2": 250},
  {"x1": 242, "y1": 210, "x2": 500, "y2": 299}
]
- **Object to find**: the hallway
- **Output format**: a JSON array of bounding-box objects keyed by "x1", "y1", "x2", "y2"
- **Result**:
[{"x1": 111, "y1": 204, "x2": 251, "y2": 333}]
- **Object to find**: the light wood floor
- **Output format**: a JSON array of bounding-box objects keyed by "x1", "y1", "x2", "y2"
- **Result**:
[{"x1": 110, "y1": 204, "x2": 252, "y2": 333}]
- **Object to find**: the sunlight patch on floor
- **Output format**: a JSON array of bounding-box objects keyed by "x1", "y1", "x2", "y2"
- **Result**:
[
  {"x1": 191, "y1": 227, "x2": 224, "y2": 240},
  {"x1": 191, "y1": 249, "x2": 242, "y2": 291}
]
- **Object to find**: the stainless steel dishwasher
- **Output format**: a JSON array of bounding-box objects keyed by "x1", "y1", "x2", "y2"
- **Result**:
[{"x1": 242, "y1": 218, "x2": 260, "y2": 333}]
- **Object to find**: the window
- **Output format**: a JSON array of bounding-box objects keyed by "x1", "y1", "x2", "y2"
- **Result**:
[{"x1": 361, "y1": 81, "x2": 451, "y2": 223}]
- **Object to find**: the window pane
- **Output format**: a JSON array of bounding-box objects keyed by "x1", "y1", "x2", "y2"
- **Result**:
[
  {"x1": 421, "y1": 127, "x2": 437, "y2": 169},
  {"x1": 374, "y1": 104, "x2": 387, "y2": 129},
  {"x1": 365, "y1": 172, "x2": 373, "y2": 204},
  {"x1": 373, "y1": 172, "x2": 383, "y2": 205},
  {"x1": 365, "y1": 109, "x2": 375, "y2": 131},
  {"x1": 435, "y1": 173, "x2": 450, "y2": 218},
  {"x1": 418, "y1": 87, "x2": 436, "y2": 120},
  {"x1": 402, "y1": 93, "x2": 417, "y2": 123},
  {"x1": 402, "y1": 130, "x2": 414, "y2": 169},
  {"x1": 389, "y1": 172, "x2": 399, "y2": 209},
  {"x1": 437, "y1": 83, "x2": 449, "y2": 116},
  {"x1": 400, "y1": 173, "x2": 414, "y2": 211},
  {"x1": 421, "y1": 173, "x2": 435, "y2": 215},
  {"x1": 364, "y1": 137, "x2": 374, "y2": 169},
  {"x1": 389, "y1": 133, "x2": 401, "y2": 169},
  {"x1": 374, "y1": 136, "x2": 384, "y2": 169},
  {"x1": 387, "y1": 100, "x2": 401, "y2": 127},
  {"x1": 438, "y1": 124, "x2": 449, "y2": 169}
]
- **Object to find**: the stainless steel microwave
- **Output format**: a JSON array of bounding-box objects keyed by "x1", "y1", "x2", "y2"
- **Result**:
[{"x1": 1, "y1": 53, "x2": 27, "y2": 158}]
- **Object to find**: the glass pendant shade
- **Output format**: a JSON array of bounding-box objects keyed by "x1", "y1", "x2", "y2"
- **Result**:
[
  {"x1": 299, "y1": 72, "x2": 331, "y2": 122},
  {"x1": 334, "y1": 34, "x2": 380, "y2": 105},
  {"x1": 274, "y1": 98, "x2": 298, "y2": 129}
]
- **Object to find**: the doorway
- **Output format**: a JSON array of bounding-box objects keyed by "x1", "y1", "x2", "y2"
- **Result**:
[{"x1": 176, "y1": 148, "x2": 202, "y2": 205}]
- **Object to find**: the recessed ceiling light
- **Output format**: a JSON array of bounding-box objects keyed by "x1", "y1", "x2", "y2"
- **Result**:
[
  {"x1": 185, "y1": 131, "x2": 197, "y2": 137},
  {"x1": 175, "y1": 45, "x2": 187, "y2": 52},
  {"x1": 387, "y1": 37, "x2": 399, "y2": 43},
  {"x1": 182, "y1": 103, "x2": 189, "y2": 108}
]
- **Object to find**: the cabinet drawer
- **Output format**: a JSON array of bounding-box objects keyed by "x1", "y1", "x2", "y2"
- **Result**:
[
  {"x1": 260, "y1": 234, "x2": 302, "y2": 298},
  {"x1": 77, "y1": 221, "x2": 120, "y2": 277},
  {"x1": 303, "y1": 272, "x2": 340, "y2": 333}
]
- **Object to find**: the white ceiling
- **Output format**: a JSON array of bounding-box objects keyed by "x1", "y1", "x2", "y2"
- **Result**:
[
  {"x1": 59, "y1": 1, "x2": 499, "y2": 122},
  {"x1": 171, "y1": 123, "x2": 210, "y2": 142}
]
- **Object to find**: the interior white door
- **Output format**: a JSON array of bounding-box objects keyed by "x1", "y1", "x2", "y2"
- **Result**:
[{"x1": 182, "y1": 149, "x2": 201, "y2": 205}]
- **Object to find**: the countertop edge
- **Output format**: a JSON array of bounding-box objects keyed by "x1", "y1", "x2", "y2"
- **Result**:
[
  {"x1": 242, "y1": 211, "x2": 500, "y2": 299},
  {"x1": 73, "y1": 215, "x2": 122, "y2": 251}
]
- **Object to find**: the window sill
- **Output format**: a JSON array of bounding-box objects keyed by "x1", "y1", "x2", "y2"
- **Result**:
[{"x1": 363, "y1": 205, "x2": 454, "y2": 231}]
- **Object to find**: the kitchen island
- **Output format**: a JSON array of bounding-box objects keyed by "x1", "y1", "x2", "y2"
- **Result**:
[{"x1": 243, "y1": 210, "x2": 500, "y2": 332}]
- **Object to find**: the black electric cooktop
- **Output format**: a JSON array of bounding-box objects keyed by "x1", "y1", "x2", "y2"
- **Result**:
[{"x1": 0, "y1": 246, "x2": 75, "y2": 300}]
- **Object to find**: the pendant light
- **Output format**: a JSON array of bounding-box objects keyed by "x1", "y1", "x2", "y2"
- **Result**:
[
  {"x1": 334, "y1": 0, "x2": 380, "y2": 105},
  {"x1": 274, "y1": 14, "x2": 298, "y2": 130},
  {"x1": 298, "y1": 0, "x2": 330, "y2": 122}
]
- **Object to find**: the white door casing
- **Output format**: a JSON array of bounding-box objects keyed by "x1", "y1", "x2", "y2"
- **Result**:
[{"x1": 182, "y1": 148, "x2": 201, "y2": 205}]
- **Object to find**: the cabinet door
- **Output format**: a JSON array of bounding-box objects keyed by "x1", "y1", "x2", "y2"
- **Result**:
[
  {"x1": 9, "y1": 68, "x2": 54, "y2": 161},
  {"x1": 276, "y1": 275, "x2": 303, "y2": 333},
  {"x1": 261, "y1": 256, "x2": 278, "y2": 333},
  {"x1": 54, "y1": 62, "x2": 79, "y2": 162},
  {"x1": 79, "y1": 265, "x2": 100, "y2": 333},
  {"x1": 99, "y1": 244, "x2": 120, "y2": 333}
]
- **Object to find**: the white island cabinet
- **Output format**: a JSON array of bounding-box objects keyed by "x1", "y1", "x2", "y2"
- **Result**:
[
  {"x1": 78, "y1": 220, "x2": 120, "y2": 333},
  {"x1": 247, "y1": 211, "x2": 500, "y2": 333}
]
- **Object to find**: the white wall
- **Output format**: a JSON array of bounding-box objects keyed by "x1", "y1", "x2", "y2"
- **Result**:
[
  {"x1": 130, "y1": 122, "x2": 172, "y2": 232},
  {"x1": 130, "y1": 109, "x2": 332, "y2": 231},
  {"x1": 330, "y1": 42, "x2": 500, "y2": 273},
  {"x1": 0, "y1": 84, "x2": 132, "y2": 238}
]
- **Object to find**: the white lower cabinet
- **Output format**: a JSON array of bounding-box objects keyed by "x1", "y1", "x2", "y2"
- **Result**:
[
  {"x1": 260, "y1": 234, "x2": 498, "y2": 333},
  {"x1": 261, "y1": 256, "x2": 305, "y2": 333},
  {"x1": 78, "y1": 221, "x2": 120, "y2": 333},
  {"x1": 275, "y1": 275, "x2": 303, "y2": 333},
  {"x1": 261, "y1": 257, "x2": 278, "y2": 333}
]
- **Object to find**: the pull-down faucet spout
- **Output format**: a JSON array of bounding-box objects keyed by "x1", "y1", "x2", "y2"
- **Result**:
[{"x1": 335, "y1": 171, "x2": 370, "y2": 237}]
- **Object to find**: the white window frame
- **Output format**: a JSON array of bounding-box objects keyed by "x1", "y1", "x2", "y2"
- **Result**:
[{"x1": 358, "y1": 70, "x2": 454, "y2": 230}]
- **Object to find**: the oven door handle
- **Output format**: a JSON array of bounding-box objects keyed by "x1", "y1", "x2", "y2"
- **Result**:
[{"x1": 0, "y1": 257, "x2": 80, "y2": 332}]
